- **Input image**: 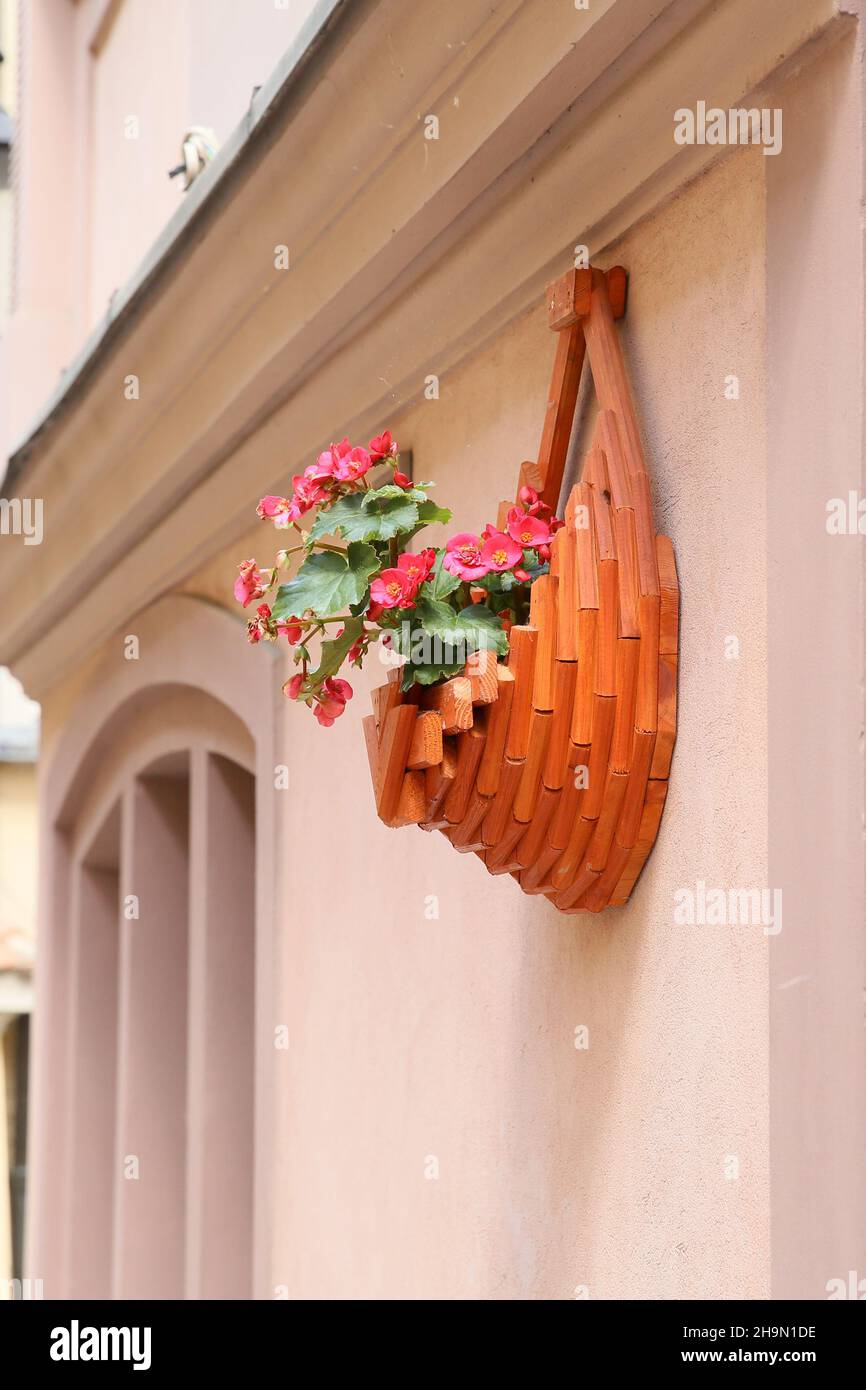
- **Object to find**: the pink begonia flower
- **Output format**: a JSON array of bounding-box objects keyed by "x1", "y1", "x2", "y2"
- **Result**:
[
  {"x1": 443, "y1": 532, "x2": 489, "y2": 581},
  {"x1": 393, "y1": 470, "x2": 412, "y2": 489},
  {"x1": 313, "y1": 438, "x2": 350, "y2": 478},
  {"x1": 333, "y1": 446, "x2": 371, "y2": 483},
  {"x1": 316, "y1": 437, "x2": 371, "y2": 483},
  {"x1": 234, "y1": 559, "x2": 268, "y2": 608},
  {"x1": 279, "y1": 618, "x2": 302, "y2": 644},
  {"x1": 314, "y1": 676, "x2": 353, "y2": 727},
  {"x1": 370, "y1": 568, "x2": 417, "y2": 609},
  {"x1": 285, "y1": 674, "x2": 304, "y2": 700},
  {"x1": 369, "y1": 431, "x2": 397, "y2": 461},
  {"x1": 287, "y1": 470, "x2": 330, "y2": 520},
  {"x1": 506, "y1": 507, "x2": 552, "y2": 549},
  {"x1": 481, "y1": 529, "x2": 523, "y2": 572},
  {"x1": 397, "y1": 549, "x2": 435, "y2": 589},
  {"x1": 257, "y1": 495, "x2": 293, "y2": 527},
  {"x1": 326, "y1": 677, "x2": 353, "y2": 702},
  {"x1": 518, "y1": 484, "x2": 539, "y2": 509}
]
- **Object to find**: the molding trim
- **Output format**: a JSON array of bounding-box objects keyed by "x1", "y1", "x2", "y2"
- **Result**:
[{"x1": 0, "y1": 0, "x2": 843, "y2": 696}]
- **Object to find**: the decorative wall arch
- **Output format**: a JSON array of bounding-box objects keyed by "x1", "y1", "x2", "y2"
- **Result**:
[{"x1": 27, "y1": 594, "x2": 283, "y2": 1300}]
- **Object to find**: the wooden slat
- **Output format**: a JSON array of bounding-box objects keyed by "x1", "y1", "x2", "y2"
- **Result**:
[
  {"x1": 465, "y1": 650, "x2": 500, "y2": 706},
  {"x1": 362, "y1": 715, "x2": 380, "y2": 787},
  {"x1": 586, "y1": 768, "x2": 629, "y2": 870},
  {"x1": 570, "y1": 607, "x2": 597, "y2": 747},
  {"x1": 476, "y1": 666, "x2": 516, "y2": 795},
  {"x1": 581, "y1": 694, "x2": 615, "y2": 820},
  {"x1": 444, "y1": 724, "x2": 487, "y2": 824},
  {"x1": 581, "y1": 839, "x2": 632, "y2": 912},
  {"x1": 376, "y1": 705, "x2": 419, "y2": 824},
  {"x1": 657, "y1": 534, "x2": 679, "y2": 655},
  {"x1": 485, "y1": 814, "x2": 527, "y2": 874},
  {"x1": 636, "y1": 592, "x2": 660, "y2": 734},
  {"x1": 609, "y1": 639, "x2": 639, "y2": 773},
  {"x1": 631, "y1": 470, "x2": 660, "y2": 597},
  {"x1": 554, "y1": 859, "x2": 601, "y2": 911},
  {"x1": 482, "y1": 757, "x2": 524, "y2": 846},
  {"x1": 514, "y1": 710, "x2": 551, "y2": 822},
  {"x1": 575, "y1": 482, "x2": 598, "y2": 608},
  {"x1": 407, "y1": 711, "x2": 444, "y2": 770},
  {"x1": 450, "y1": 789, "x2": 493, "y2": 852},
  {"x1": 609, "y1": 779, "x2": 669, "y2": 905},
  {"x1": 420, "y1": 738, "x2": 458, "y2": 829},
  {"x1": 514, "y1": 785, "x2": 558, "y2": 869},
  {"x1": 550, "y1": 813, "x2": 595, "y2": 892},
  {"x1": 590, "y1": 480, "x2": 615, "y2": 561},
  {"x1": 537, "y1": 315, "x2": 586, "y2": 508},
  {"x1": 554, "y1": 525, "x2": 579, "y2": 661},
  {"x1": 651, "y1": 653, "x2": 677, "y2": 778},
  {"x1": 595, "y1": 558, "x2": 619, "y2": 696},
  {"x1": 420, "y1": 675, "x2": 473, "y2": 734},
  {"x1": 394, "y1": 770, "x2": 428, "y2": 826},
  {"x1": 530, "y1": 575, "x2": 558, "y2": 712},
  {"x1": 546, "y1": 267, "x2": 593, "y2": 329},
  {"x1": 611, "y1": 506, "x2": 640, "y2": 638},
  {"x1": 617, "y1": 728, "x2": 656, "y2": 849},
  {"x1": 542, "y1": 660, "x2": 578, "y2": 789},
  {"x1": 504, "y1": 627, "x2": 538, "y2": 759},
  {"x1": 583, "y1": 269, "x2": 649, "y2": 480},
  {"x1": 597, "y1": 409, "x2": 632, "y2": 511},
  {"x1": 549, "y1": 742, "x2": 590, "y2": 847},
  {"x1": 371, "y1": 679, "x2": 402, "y2": 732}
]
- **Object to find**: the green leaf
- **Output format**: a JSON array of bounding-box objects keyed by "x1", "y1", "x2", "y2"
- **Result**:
[
  {"x1": 310, "y1": 488, "x2": 419, "y2": 543},
  {"x1": 271, "y1": 542, "x2": 379, "y2": 620},
  {"x1": 416, "y1": 499, "x2": 452, "y2": 527},
  {"x1": 425, "y1": 550, "x2": 462, "y2": 601},
  {"x1": 471, "y1": 569, "x2": 519, "y2": 594},
  {"x1": 361, "y1": 489, "x2": 419, "y2": 539},
  {"x1": 390, "y1": 599, "x2": 509, "y2": 691},
  {"x1": 309, "y1": 494, "x2": 365, "y2": 542},
  {"x1": 307, "y1": 616, "x2": 364, "y2": 685},
  {"x1": 401, "y1": 659, "x2": 464, "y2": 690},
  {"x1": 412, "y1": 597, "x2": 509, "y2": 655}
]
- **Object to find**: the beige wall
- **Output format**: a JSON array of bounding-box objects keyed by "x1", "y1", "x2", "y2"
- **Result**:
[
  {"x1": 34, "y1": 144, "x2": 771, "y2": 1301},
  {"x1": 258, "y1": 150, "x2": 770, "y2": 1300}
]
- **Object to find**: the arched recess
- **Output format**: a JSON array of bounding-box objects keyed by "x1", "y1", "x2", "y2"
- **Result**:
[{"x1": 26, "y1": 595, "x2": 283, "y2": 1300}]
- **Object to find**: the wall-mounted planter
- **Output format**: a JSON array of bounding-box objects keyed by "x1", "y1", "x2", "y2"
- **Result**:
[{"x1": 363, "y1": 265, "x2": 679, "y2": 913}]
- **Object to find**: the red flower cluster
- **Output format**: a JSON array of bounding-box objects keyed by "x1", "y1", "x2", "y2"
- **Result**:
[
  {"x1": 234, "y1": 560, "x2": 272, "y2": 608},
  {"x1": 245, "y1": 603, "x2": 299, "y2": 644},
  {"x1": 237, "y1": 427, "x2": 566, "y2": 731},
  {"x1": 256, "y1": 432, "x2": 396, "y2": 529},
  {"x1": 286, "y1": 673, "x2": 354, "y2": 726},
  {"x1": 368, "y1": 548, "x2": 436, "y2": 618},
  {"x1": 442, "y1": 487, "x2": 562, "y2": 582}
]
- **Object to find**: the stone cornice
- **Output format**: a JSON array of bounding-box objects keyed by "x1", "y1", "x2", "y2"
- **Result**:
[{"x1": 0, "y1": 0, "x2": 842, "y2": 695}]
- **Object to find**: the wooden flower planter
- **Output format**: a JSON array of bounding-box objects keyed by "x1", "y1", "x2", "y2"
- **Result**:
[{"x1": 363, "y1": 264, "x2": 679, "y2": 913}]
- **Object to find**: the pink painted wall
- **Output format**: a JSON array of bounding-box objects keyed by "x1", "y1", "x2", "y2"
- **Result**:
[{"x1": 267, "y1": 149, "x2": 771, "y2": 1300}]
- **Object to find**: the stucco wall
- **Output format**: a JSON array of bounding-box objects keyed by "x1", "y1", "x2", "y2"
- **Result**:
[
  {"x1": 255, "y1": 149, "x2": 769, "y2": 1300},
  {"x1": 36, "y1": 142, "x2": 769, "y2": 1302}
]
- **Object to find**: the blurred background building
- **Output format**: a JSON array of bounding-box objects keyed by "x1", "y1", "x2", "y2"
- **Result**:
[{"x1": 0, "y1": 0, "x2": 864, "y2": 1301}]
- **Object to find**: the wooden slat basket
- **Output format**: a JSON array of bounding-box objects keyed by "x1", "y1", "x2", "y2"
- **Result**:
[{"x1": 363, "y1": 264, "x2": 679, "y2": 914}]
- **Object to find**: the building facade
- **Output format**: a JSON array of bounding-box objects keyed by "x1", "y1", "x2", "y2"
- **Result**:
[{"x1": 0, "y1": 0, "x2": 864, "y2": 1299}]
